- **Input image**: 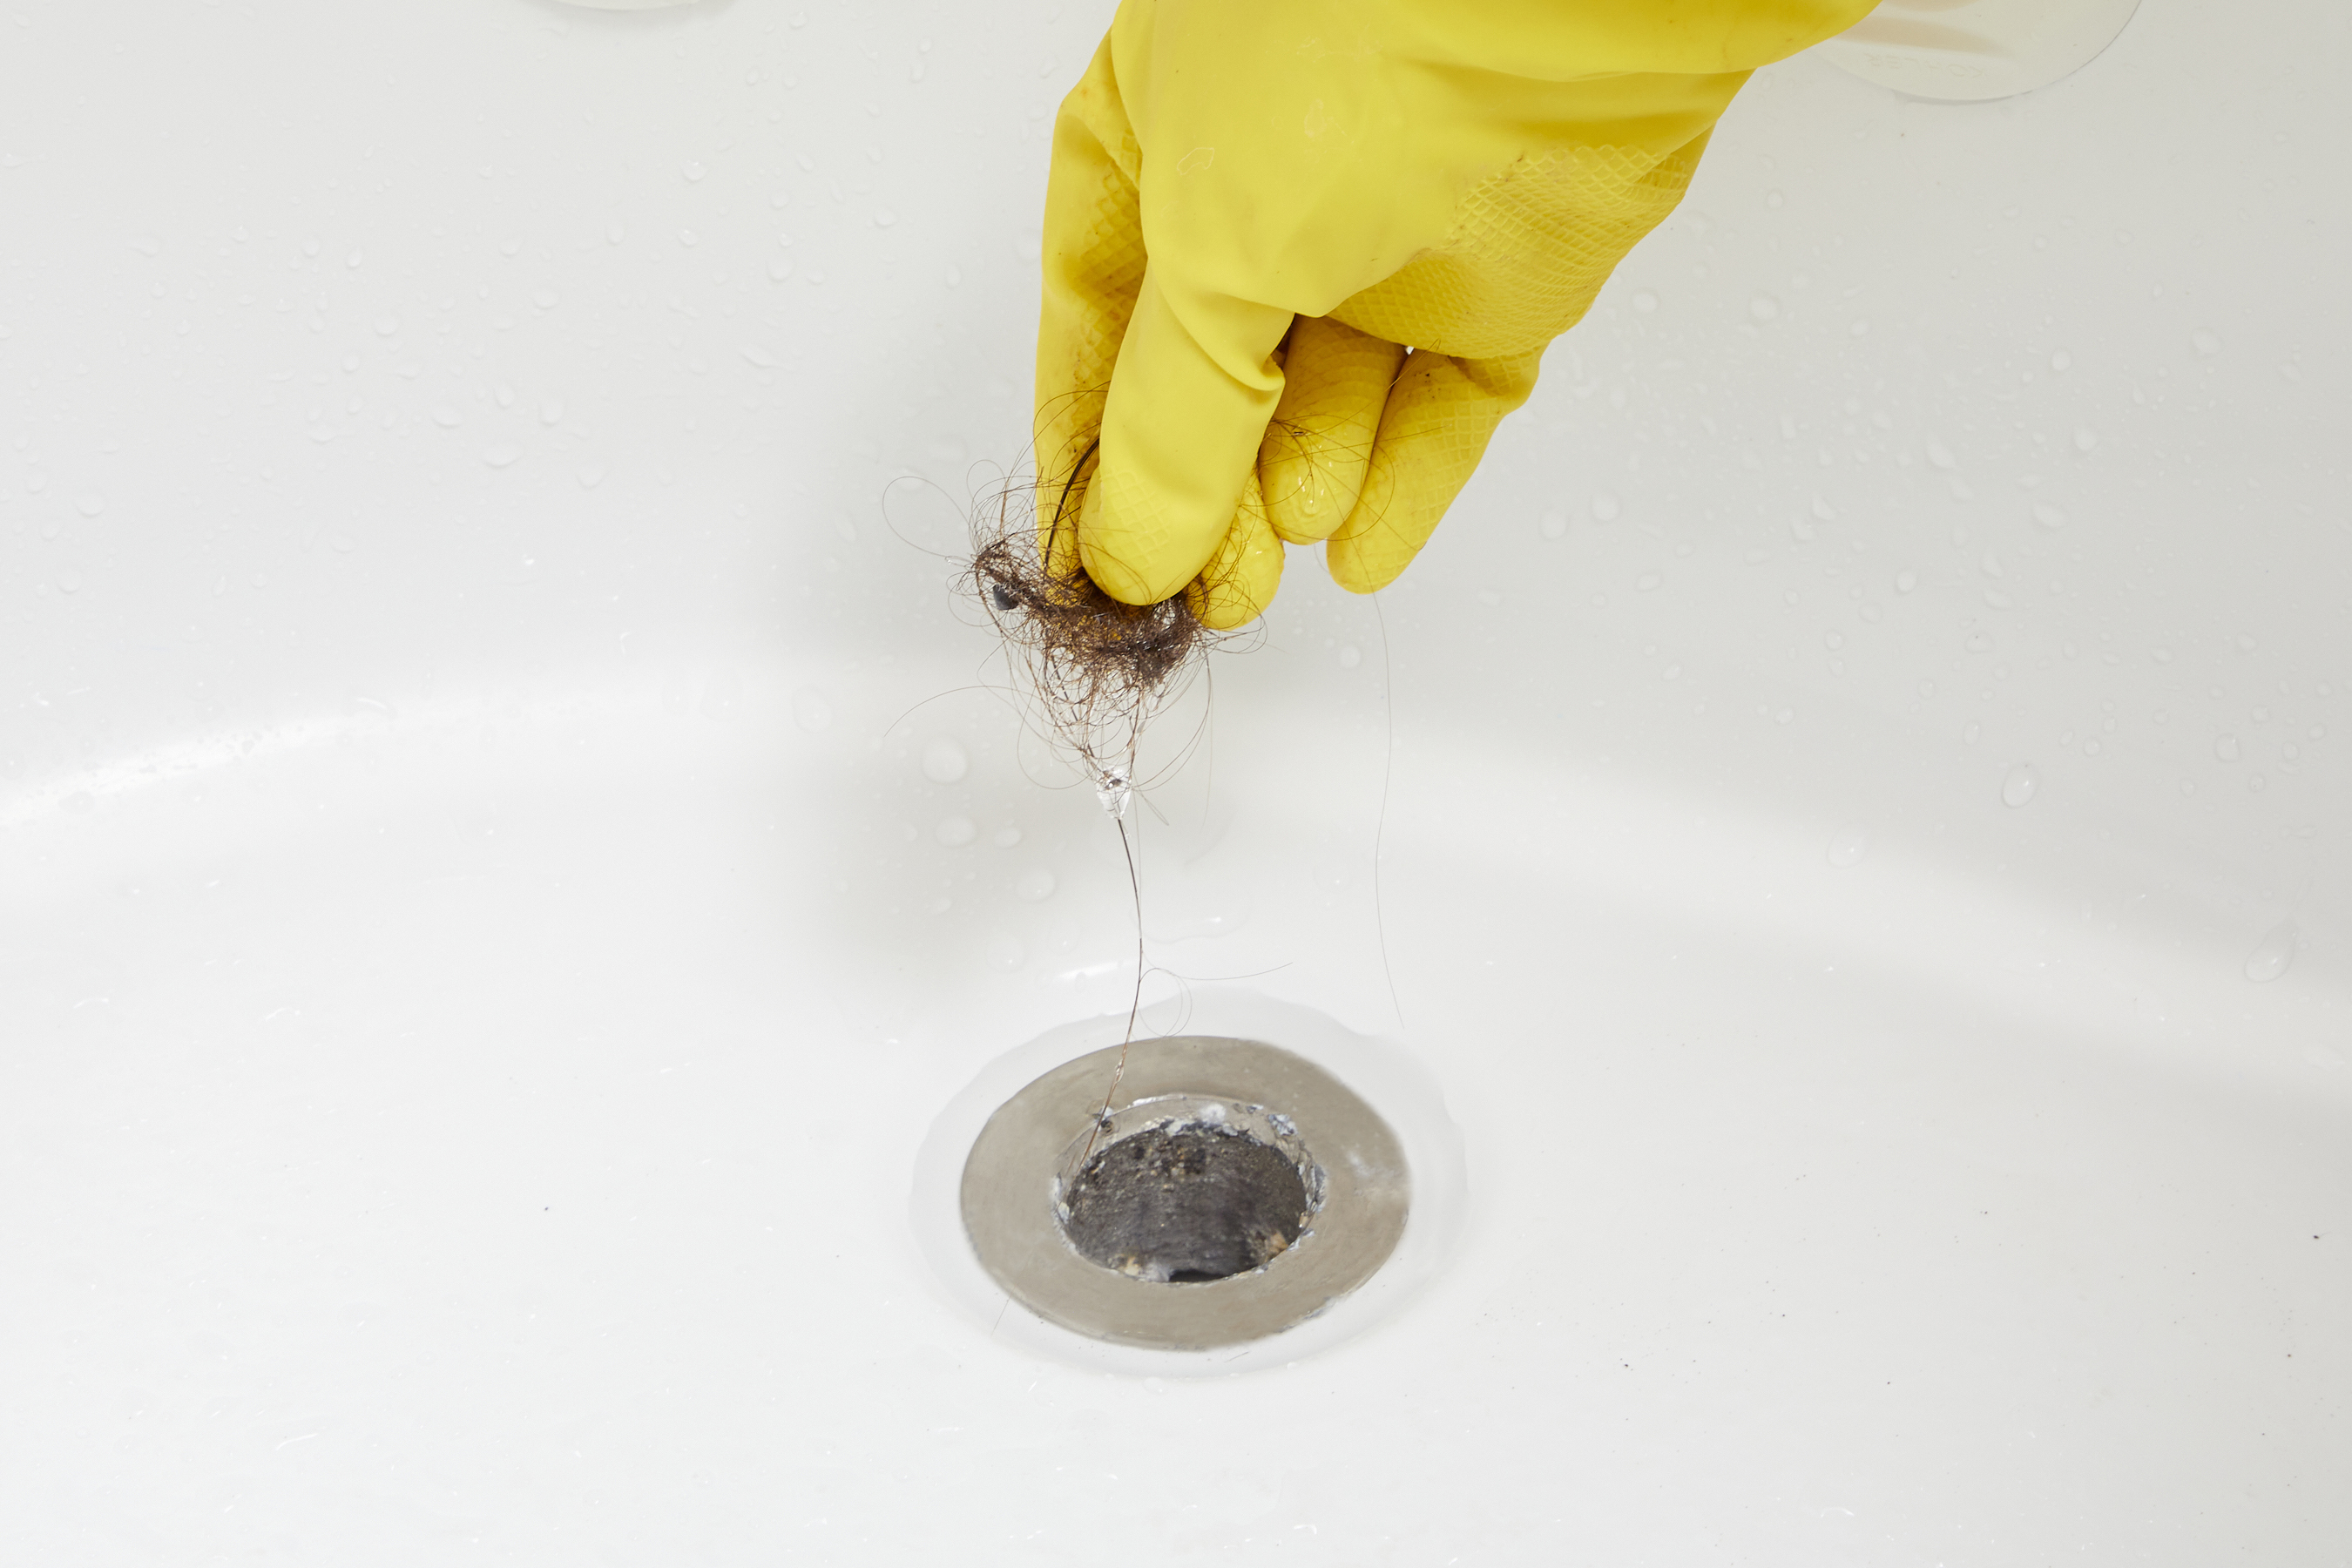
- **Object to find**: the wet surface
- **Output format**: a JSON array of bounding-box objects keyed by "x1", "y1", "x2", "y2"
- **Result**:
[{"x1": 1062, "y1": 1125, "x2": 1309, "y2": 1283}]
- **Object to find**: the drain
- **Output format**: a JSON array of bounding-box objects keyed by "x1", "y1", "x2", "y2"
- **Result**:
[
  {"x1": 1064, "y1": 1123, "x2": 1310, "y2": 1282},
  {"x1": 960, "y1": 1035, "x2": 1409, "y2": 1350}
]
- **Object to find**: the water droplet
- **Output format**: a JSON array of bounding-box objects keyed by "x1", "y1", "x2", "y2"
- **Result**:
[
  {"x1": 1826, "y1": 826, "x2": 1870, "y2": 868},
  {"x1": 131, "y1": 235, "x2": 161, "y2": 257},
  {"x1": 1338, "y1": 644, "x2": 1362, "y2": 668},
  {"x1": 1538, "y1": 511, "x2": 1567, "y2": 539},
  {"x1": 791, "y1": 687, "x2": 833, "y2": 733},
  {"x1": 483, "y1": 443, "x2": 522, "y2": 469},
  {"x1": 1926, "y1": 439, "x2": 1957, "y2": 470},
  {"x1": 1094, "y1": 766, "x2": 1132, "y2": 819},
  {"x1": 740, "y1": 344, "x2": 780, "y2": 368},
  {"x1": 936, "y1": 814, "x2": 977, "y2": 847},
  {"x1": 577, "y1": 464, "x2": 605, "y2": 489},
  {"x1": 2051, "y1": 349, "x2": 2073, "y2": 372},
  {"x1": 432, "y1": 405, "x2": 463, "y2": 428},
  {"x1": 679, "y1": 228, "x2": 699, "y2": 247},
  {"x1": 1895, "y1": 570, "x2": 1917, "y2": 593},
  {"x1": 873, "y1": 209, "x2": 897, "y2": 227},
  {"x1": 2001, "y1": 764, "x2": 2039, "y2": 808},
  {"x1": 1766, "y1": 189, "x2": 1784, "y2": 208},
  {"x1": 540, "y1": 401, "x2": 564, "y2": 426},
  {"x1": 532, "y1": 288, "x2": 558, "y2": 311},
  {"x1": 76, "y1": 493, "x2": 103, "y2": 517},
  {"x1": 494, "y1": 385, "x2": 516, "y2": 409},
  {"x1": 2192, "y1": 328, "x2": 2221, "y2": 355},
  {"x1": 681, "y1": 160, "x2": 706, "y2": 182},
  {"x1": 1749, "y1": 294, "x2": 1781, "y2": 322},
  {"x1": 57, "y1": 570, "x2": 83, "y2": 594},
  {"x1": 2073, "y1": 426, "x2": 2098, "y2": 452},
  {"x1": 2032, "y1": 504, "x2": 2066, "y2": 530},
  {"x1": 2214, "y1": 734, "x2": 2240, "y2": 761},
  {"x1": 24, "y1": 470, "x2": 46, "y2": 493},
  {"x1": 1632, "y1": 290, "x2": 1659, "y2": 313},
  {"x1": 607, "y1": 223, "x2": 626, "y2": 245},
  {"x1": 1823, "y1": 631, "x2": 1844, "y2": 650},
  {"x1": 992, "y1": 826, "x2": 1023, "y2": 848},
  {"x1": 1016, "y1": 868, "x2": 1058, "y2": 902},
  {"x1": 921, "y1": 736, "x2": 970, "y2": 783},
  {"x1": 2243, "y1": 922, "x2": 2298, "y2": 983},
  {"x1": 1592, "y1": 493, "x2": 1620, "y2": 522}
]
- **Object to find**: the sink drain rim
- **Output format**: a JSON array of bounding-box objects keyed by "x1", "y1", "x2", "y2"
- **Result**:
[{"x1": 960, "y1": 1035, "x2": 1410, "y2": 1350}]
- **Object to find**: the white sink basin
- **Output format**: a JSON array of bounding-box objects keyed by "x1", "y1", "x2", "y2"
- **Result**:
[{"x1": 4, "y1": 0, "x2": 2346, "y2": 1559}]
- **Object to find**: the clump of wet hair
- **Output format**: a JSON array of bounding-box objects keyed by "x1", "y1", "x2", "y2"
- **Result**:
[{"x1": 959, "y1": 465, "x2": 1228, "y2": 808}]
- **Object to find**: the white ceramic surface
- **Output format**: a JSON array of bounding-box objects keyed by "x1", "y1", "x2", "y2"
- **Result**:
[
  {"x1": 3, "y1": 1, "x2": 2346, "y2": 1561},
  {"x1": 1820, "y1": 0, "x2": 2144, "y2": 102}
]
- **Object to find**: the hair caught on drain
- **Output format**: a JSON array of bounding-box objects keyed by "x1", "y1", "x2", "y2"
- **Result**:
[{"x1": 958, "y1": 456, "x2": 1232, "y2": 796}]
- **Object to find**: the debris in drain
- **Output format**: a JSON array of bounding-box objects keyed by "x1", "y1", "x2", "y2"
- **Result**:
[{"x1": 1061, "y1": 1124, "x2": 1310, "y2": 1283}]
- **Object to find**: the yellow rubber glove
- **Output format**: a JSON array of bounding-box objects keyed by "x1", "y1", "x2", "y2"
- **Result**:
[{"x1": 1034, "y1": 0, "x2": 1874, "y2": 628}]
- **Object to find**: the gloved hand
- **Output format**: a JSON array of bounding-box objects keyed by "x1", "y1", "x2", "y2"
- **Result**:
[{"x1": 1033, "y1": 0, "x2": 1874, "y2": 628}]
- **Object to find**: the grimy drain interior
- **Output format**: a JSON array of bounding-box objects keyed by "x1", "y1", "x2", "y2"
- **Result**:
[
  {"x1": 960, "y1": 1036, "x2": 1409, "y2": 1350},
  {"x1": 1062, "y1": 1121, "x2": 1312, "y2": 1283}
]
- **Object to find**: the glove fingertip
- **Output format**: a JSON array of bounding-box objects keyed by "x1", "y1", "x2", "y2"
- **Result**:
[
  {"x1": 1185, "y1": 478, "x2": 1285, "y2": 630},
  {"x1": 1324, "y1": 532, "x2": 1408, "y2": 597}
]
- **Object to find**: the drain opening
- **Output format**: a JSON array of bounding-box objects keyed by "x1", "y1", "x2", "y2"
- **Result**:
[
  {"x1": 1061, "y1": 1125, "x2": 1310, "y2": 1283},
  {"x1": 958, "y1": 1037, "x2": 1415, "y2": 1350}
]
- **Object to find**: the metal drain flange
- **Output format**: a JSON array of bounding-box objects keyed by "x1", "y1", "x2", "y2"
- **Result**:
[{"x1": 960, "y1": 1035, "x2": 1409, "y2": 1349}]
